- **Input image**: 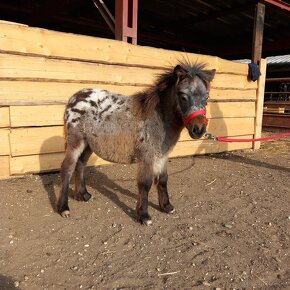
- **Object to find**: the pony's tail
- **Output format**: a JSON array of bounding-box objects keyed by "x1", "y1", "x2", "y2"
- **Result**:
[
  {"x1": 63, "y1": 126, "x2": 68, "y2": 151},
  {"x1": 63, "y1": 110, "x2": 69, "y2": 151}
]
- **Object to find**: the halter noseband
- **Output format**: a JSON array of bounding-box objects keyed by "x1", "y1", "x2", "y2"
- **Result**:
[{"x1": 183, "y1": 109, "x2": 208, "y2": 125}]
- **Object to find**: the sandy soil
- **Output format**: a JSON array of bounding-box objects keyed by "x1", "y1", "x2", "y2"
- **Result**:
[{"x1": 0, "y1": 134, "x2": 290, "y2": 290}]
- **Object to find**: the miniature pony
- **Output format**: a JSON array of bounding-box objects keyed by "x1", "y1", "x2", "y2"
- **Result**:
[{"x1": 58, "y1": 62, "x2": 215, "y2": 225}]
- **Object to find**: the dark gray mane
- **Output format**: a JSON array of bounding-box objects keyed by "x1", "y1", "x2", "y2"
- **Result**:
[{"x1": 133, "y1": 62, "x2": 210, "y2": 117}]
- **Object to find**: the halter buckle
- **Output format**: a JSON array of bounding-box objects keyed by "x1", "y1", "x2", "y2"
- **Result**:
[{"x1": 204, "y1": 132, "x2": 216, "y2": 141}]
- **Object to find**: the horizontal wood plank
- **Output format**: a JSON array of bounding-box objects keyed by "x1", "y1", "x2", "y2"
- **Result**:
[
  {"x1": 10, "y1": 102, "x2": 256, "y2": 127},
  {"x1": 0, "y1": 53, "x2": 256, "y2": 89},
  {"x1": 10, "y1": 126, "x2": 64, "y2": 156},
  {"x1": 10, "y1": 117, "x2": 255, "y2": 156},
  {"x1": 10, "y1": 105, "x2": 65, "y2": 127},
  {"x1": 180, "y1": 118, "x2": 255, "y2": 141},
  {"x1": 0, "y1": 107, "x2": 10, "y2": 127},
  {"x1": 212, "y1": 73, "x2": 257, "y2": 89},
  {"x1": 0, "y1": 155, "x2": 10, "y2": 177},
  {"x1": 0, "y1": 129, "x2": 10, "y2": 155},
  {"x1": 209, "y1": 88, "x2": 256, "y2": 101},
  {"x1": 9, "y1": 135, "x2": 253, "y2": 175},
  {"x1": 0, "y1": 53, "x2": 161, "y2": 86},
  {"x1": 0, "y1": 81, "x2": 145, "y2": 104},
  {"x1": 207, "y1": 102, "x2": 255, "y2": 118},
  {"x1": 0, "y1": 81, "x2": 257, "y2": 104},
  {"x1": 10, "y1": 152, "x2": 110, "y2": 175},
  {"x1": 170, "y1": 136, "x2": 253, "y2": 157},
  {"x1": 0, "y1": 23, "x2": 248, "y2": 75}
]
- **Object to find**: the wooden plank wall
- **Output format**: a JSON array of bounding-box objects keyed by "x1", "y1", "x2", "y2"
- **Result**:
[{"x1": 0, "y1": 22, "x2": 266, "y2": 177}]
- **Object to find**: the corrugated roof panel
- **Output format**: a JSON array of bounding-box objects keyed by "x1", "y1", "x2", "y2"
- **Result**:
[{"x1": 235, "y1": 55, "x2": 290, "y2": 65}]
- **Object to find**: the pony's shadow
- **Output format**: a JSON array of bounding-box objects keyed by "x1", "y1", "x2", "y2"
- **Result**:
[
  {"x1": 39, "y1": 137, "x2": 159, "y2": 221},
  {"x1": 194, "y1": 102, "x2": 227, "y2": 155},
  {"x1": 0, "y1": 274, "x2": 19, "y2": 290},
  {"x1": 206, "y1": 152, "x2": 290, "y2": 173},
  {"x1": 85, "y1": 166, "x2": 159, "y2": 220},
  {"x1": 42, "y1": 165, "x2": 160, "y2": 221}
]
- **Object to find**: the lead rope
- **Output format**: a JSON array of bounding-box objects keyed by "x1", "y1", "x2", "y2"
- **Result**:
[{"x1": 204, "y1": 132, "x2": 290, "y2": 142}]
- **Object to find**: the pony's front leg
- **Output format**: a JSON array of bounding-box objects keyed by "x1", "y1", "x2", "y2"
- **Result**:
[
  {"x1": 157, "y1": 170, "x2": 175, "y2": 214},
  {"x1": 136, "y1": 163, "x2": 153, "y2": 225}
]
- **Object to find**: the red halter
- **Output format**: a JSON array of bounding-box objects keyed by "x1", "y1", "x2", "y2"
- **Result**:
[{"x1": 183, "y1": 109, "x2": 208, "y2": 125}]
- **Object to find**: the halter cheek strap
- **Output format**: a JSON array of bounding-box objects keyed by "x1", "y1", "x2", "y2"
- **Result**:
[{"x1": 183, "y1": 109, "x2": 208, "y2": 125}]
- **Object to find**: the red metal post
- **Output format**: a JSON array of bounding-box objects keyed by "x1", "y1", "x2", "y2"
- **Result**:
[
  {"x1": 264, "y1": 0, "x2": 290, "y2": 12},
  {"x1": 115, "y1": 0, "x2": 138, "y2": 44}
]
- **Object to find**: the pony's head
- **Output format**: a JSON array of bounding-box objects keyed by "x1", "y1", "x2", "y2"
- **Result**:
[{"x1": 174, "y1": 63, "x2": 216, "y2": 139}]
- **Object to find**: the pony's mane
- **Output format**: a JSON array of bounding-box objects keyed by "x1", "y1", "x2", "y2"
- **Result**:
[{"x1": 132, "y1": 62, "x2": 209, "y2": 118}]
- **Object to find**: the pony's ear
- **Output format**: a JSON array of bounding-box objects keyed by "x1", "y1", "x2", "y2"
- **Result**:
[
  {"x1": 204, "y1": 69, "x2": 216, "y2": 82},
  {"x1": 174, "y1": 65, "x2": 188, "y2": 79}
]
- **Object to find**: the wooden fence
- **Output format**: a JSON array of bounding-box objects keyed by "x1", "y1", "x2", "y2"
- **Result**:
[{"x1": 0, "y1": 22, "x2": 266, "y2": 177}]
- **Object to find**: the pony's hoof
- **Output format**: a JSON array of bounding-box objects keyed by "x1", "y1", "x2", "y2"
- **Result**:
[
  {"x1": 138, "y1": 214, "x2": 153, "y2": 226},
  {"x1": 162, "y1": 203, "x2": 175, "y2": 214},
  {"x1": 143, "y1": 219, "x2": 153, "y2": 226},
  {"x1": 141, "y1": 220, "x2": 153, "y2": 227},
  {"x1": 61, "y1": 210, "x2": 70, "y2": 218},
  {"x1": 82, "y1": 192, "x2": 92, "y2": 202}
]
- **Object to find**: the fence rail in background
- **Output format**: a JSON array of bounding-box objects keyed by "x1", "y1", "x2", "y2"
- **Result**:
[
  {"x1": 0, "y1": 22, "x2": 266, "y2": 177},
  {"x1": 263, "y1": 77, "x2": 290, "y2": 130}
]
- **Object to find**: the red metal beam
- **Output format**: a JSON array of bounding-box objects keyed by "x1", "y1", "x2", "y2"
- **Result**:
[
  {"x1": 266, "y1": 77, "x2": 290, "y2": 82},
  {"x1": 115, "y1": 0, "x2": 138, "y2": 44},
  {"x1": 264, "y1": 0, "x2": 290, "y2": 12}
]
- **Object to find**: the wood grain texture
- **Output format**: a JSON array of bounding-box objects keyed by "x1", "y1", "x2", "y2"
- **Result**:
[
  {"x1": 0, "y1": 156, "x2": 10, "y2": 177},
  {"x1": 0, "y1": 23, "x2": 248, "y2": 75},
  {"x1": 171, "y1": 135, "x2": 253, "y2": 157},
  {"x1": 0, "y1": 81, "x2": 256, "y2": 105},
  {"x1": 10, "y1": 102, "x2": 256, "y2": 127},
  {"x1": 9, "y1": 117, "x2": 255, "y2": 156},
  {"x1": 0, "y1": 53, "x2": 255, "y2": 89},
  {"x1": 253, "y1": 59, "x2": 267, "y2": 150},
  {"x1": 0, "y1": 53, "x2": 161, "y2": 86},
  {"x1": 0, "y1": 81, "x2": 145, "y2": 104},
  {"x1": 9, "y1": 135, "x2": 253, "y2": 175},
  {"x1": 0, "y1": 23, "x2": 261, "y2": 177},
  {"x1": 0, "y1": 107, "x2": 10, "y2": 127},
  {"x1": 10, "y1": 126, "x2": 64, "y2": 156},
  {"x1": 10, "y1": 105, "x2": 65, "y2": 127},
  {"x1": 180, "y1": 118, "x2": 255, "y2": 141},
  {"x1": 10, "y1": 152, "x2": 110, "y2": 175},
  {"x1": 0, "y1": 129, "x2": 10, "y2": 155}
]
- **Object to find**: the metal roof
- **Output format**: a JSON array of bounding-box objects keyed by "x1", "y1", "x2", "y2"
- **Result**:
[
  {"x1": 267, "y1": 54, "x2": 290, "y2": 64},
  {"x1": 236, "y1": 54, "x2": 290, "y2": 65}
]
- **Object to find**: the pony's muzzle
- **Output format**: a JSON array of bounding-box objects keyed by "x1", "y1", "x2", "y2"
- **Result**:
[
  {"x1": 189, "y1": 123, "x2": 206, "y2": 139},
  {"x1": 187, "y1": 114, "x2": 207, "y2": 139}
]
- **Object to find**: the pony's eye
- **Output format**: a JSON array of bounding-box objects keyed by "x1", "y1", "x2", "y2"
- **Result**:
[
  {"x1": 181, "y1": 95, "x2": 187, "y2": 102},
  {"x1": 178, "y1": 93, "x2": 188, "y2": 102}
]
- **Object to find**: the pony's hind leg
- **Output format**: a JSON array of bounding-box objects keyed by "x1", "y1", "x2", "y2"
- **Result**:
[
  {"x1": 74, "y1": 146, "x2": 93, "y2": 202},
  {"x1": 58, "y1": 139, "x2": 86, "y2": 218},
  {"x1": 156, "y1": 169, "x2": 175, "y2": 214},
  {"x1": 136, "y1": 162, "x2": 154, "y2": 225}
]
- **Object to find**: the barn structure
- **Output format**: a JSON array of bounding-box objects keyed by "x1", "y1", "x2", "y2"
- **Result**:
[
  {"x1": 0, "y1": 0, "x2": 289, "y2": 178},
  {"x1": 263, "y1": 55, "x2": 290, "y2": 129}
]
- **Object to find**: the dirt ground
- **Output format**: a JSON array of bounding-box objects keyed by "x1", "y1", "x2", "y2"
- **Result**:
[{"x1": 1, "y1": 133, "x2": 289, "y2": 290}]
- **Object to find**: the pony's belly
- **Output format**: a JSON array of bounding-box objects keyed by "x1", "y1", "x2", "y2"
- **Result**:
[{"x1": 87, "y1": 133, "x2": 138, "y2": 164}]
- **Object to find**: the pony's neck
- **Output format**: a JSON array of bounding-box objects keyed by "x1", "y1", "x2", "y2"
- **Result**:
[{"x1": 157, "y1": 86, "x2": 184, "y2": 132}]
